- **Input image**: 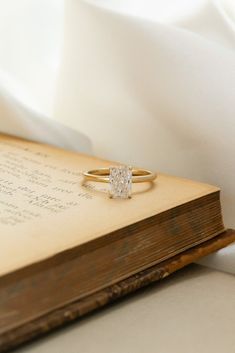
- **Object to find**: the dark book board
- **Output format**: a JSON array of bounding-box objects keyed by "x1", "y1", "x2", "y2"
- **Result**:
[{"x1": 0, "y1": 229, "x2": 234, "y2": 353}]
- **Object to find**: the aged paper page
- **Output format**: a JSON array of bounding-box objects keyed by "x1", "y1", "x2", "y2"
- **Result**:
[{"x1": 0, "y1": 134, "x2": 219, "y2": 276}]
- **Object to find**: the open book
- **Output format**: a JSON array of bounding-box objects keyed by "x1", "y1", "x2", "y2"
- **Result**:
[{"x1": 0, "y1": 133, "x2": 234, "y2": 352}]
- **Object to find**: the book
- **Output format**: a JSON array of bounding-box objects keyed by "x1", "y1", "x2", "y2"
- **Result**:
[{"x1": 0, "y1": 133, "x2": 234, "y2": 352}]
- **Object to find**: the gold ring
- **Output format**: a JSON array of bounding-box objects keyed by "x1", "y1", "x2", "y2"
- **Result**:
[{"x1": 83, "y1": 165, "x2": 157, "y2": 199}]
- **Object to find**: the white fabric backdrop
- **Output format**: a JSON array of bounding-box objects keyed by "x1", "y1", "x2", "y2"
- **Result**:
[{"x1": 0, "y1": 0, "x2": 234, "y2": 273}]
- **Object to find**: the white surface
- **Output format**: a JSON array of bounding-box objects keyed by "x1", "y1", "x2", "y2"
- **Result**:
[
  {"x1": 197, "y1": 241, "x2": 235, "y2": 274},
  {"x1": 17, "y1": 265, "x2": 235, "y2": 353},
  {"x1": 0, "y1": 85, "x2": 91, "y2": 153},
  {"x1": 0, "y1": 0, "x2": 234, "y2": 273}
]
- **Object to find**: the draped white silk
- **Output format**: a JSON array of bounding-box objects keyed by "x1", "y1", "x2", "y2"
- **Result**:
[{"x1": 0, "y1": 0, "x2": 234, "y2": 273}]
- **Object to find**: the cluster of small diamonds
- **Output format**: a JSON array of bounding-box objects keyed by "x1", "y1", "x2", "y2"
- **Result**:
[{"x1": 109, "y1": 166, "x2": 132, "y2": 199}]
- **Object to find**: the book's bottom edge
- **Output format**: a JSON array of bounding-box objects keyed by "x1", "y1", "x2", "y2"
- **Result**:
[{"x1": 1, "y1": 228, "x2": 235, "y2": 353}]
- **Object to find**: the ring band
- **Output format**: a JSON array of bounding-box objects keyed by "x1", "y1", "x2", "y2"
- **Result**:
[
  {"x1": 83, "y1": 168, "x2": 156, "y2": 183},
  {"x1": 83, "y1": 165, "x2": 157, "y2": 198}
]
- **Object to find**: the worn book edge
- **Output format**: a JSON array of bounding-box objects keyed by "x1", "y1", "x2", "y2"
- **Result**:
[{"x1": 0, "y1": 229, "x2": 234, "y2": 353}]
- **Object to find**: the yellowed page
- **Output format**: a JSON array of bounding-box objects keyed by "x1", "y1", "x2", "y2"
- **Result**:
[{"x1": 0, "y1": 134, "x2": 219, "y2": 276}]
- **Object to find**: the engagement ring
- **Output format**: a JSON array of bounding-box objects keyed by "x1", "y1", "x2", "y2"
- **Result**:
[{"x1": 83, "y1": 165, "x2": 157, "y2": 199}]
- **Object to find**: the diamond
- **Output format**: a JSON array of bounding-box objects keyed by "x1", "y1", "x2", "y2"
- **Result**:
[{"x1": 109, "y1": 166, "x2": 132, "y2": 199}]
